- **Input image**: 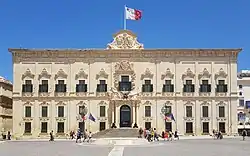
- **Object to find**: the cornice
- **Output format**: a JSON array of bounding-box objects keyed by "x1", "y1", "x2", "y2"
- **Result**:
[{"x1": 9, "y1": 48, "x2": 242, "y2": 63}]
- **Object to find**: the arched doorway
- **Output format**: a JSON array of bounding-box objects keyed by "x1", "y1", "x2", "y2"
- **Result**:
[{"x1": 120, "y1": 105, "x2": 131, "y2": 127}]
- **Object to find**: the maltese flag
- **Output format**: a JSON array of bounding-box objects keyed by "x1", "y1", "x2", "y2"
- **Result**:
[{"x1": 125, "y1": 6, "x2": 142, "y2": 20}]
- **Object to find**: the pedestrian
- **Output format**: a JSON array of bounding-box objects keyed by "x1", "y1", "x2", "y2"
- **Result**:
[
  {"x1": 242, "y1": 129, "x2": 247, "y2": 141},
  {"x1": 76, "y1": 129, "x2": 82, "y2": 143},
  {"x1": 162, "y1": 131, "x2": 165, "y2": 141},
  {"x1": 7, "y1": 131, "x2": 11, "y2": 140},
  {"x1": 174, "y1": 130, "x2": 179, "y2": 140},
  {"x1": 49, "y1": 130, "x2": 54, "y2": 141},
  {"x1": 87, "y1": 132, "x2": 92, "y2": 143}
]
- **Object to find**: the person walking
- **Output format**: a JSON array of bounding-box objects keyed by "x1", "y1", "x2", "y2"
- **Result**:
[
  {"x1": 49, "y1": 130, "x2": 54, "y2": 141},
  {"x1": 87, "y1": 132, "x2": 92, "y2": 143},
  {"x1": 242, "y1": 129, "x2": 247, "y2": 141},
  {"x1": 76, "y1": 129, "x2": 82, "y2": 143}
]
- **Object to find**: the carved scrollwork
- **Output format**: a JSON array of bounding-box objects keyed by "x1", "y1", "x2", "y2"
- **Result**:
[
  {"x1": 55, "y1": 69, "x2": 67, "y2": 80},
  {"x1": 96, "y1": 68, "x2": 108, "y2": 80},
  {"x1": 23, "y1": 117, "x2": 33, "y2": 121},
  {"x1": 22, "y1": 92, "x2": 33, "y2": 97},
  {"x1": 184, "y1": 101, "x2": 194, "y2": 106},
  {"x1": 98, "y1": 101, "x2": 108, "y2": 106},
  {"x1": 216, "y1": 101, "x2": 226, "y2": 106},
  {"x1": 183, "y1": 117, "x2": 194, "y2": 121},
  {"x1": 76, "y1": 101, "x2": 87, "y2": 106},
  {"x1": 161, "y1": 68, "x2": 174, "y2": 79},
  {"x1": 164, "y1": 101, "x2": 173, "y2": 106},
  {"x1": 107, "y1": 30, "x2": 144, "y2": 49},
  {"x1": 75, "y1": 68, "x2": 88, "y2": 80},
  {"x1": 182, "y1": 68, "x2": 195, "y2": 79},
  {"x1": 114, "y1": 61, "x2": 136, "y2": 90},
  {"x1": 22, "y1": 69, "x2": 35, "y2": 80},
  {"x1": 201, "y1": 117, "x2": 210, "y2": 121},
  {"x1": 23, "y1": 101, "x2": 33, "y2": 106},
  {"x1": 141, "y1": 68, "x2": 153, "y2": 80},
  {"x1": 216, "y1": 117, "x2": 227, "y2": 121},
  {"x1": 39, "y1": 92, "x2": 50, "y2": 97},
  {"x1": 200, "y1": 101, "x2": 210, "y2": 106},
  {"x1": 38, "y1": 68, "x2": 51, "y2": 80},
  {"x1": 97, "y1": 117, "x2": 108, "y2": 122},
  {"x1": 55, "y1": 117, "x2": 66, "y2": 121},
  {"x1": 215, "y1": 68, "x2": 227, "y2": 79},
  {"x1": 142, "y1": 117, "x2": 153, "y2": 121},
  {"x1": 39, "y1": 101, "x2": 50, "y2": 106},
  {"x1": 143, "y1": 101, "x2": 152, "y2": 106},
  {"x1": 56, "y1": 101, "x2": 66, "y2": 106},
  {"x1": 39, "y1": 117, "x2": 50, "y2": 121},
  {"x1": 198, "y1": 68, "x2": 211, "y2": 79}
]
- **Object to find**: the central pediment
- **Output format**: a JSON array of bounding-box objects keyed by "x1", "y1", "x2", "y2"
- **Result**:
[{"x1": 107, "y1": 30, "x2": 144, "y2": 50}]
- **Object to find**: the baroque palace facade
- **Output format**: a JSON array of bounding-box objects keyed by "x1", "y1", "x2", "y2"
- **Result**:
[{"x1": 9, "y1": 30, "x2": 241, "y2": 138}]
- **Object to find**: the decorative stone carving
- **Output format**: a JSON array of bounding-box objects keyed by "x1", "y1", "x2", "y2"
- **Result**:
[
  {"x1": 200, "y1": 101, "x2": 210, "y2": 106},
  {"x1": 38, "y1": 68, "x2": 51, "y2": 80},
  {"x1": 143, "y1": 101, "x2": 152, "y2": 105},
  {"x1": 23, "y1": 101, "x2": 33, "y2": 106},
  {"x1": 96, "y1": 68, "x2": 108, "y2": 80},
  {"x1": 215, "y1": 68, "x2": 227, "y2": 79},
  {"x1": 107, "y1": 30, "x2": 144, "y2": 49},
  {"x1": 182, "y1": 68, "x2": 195, "y2": 79},
  {"x1": 54, "y1": 69, "x2": 67, "y2": 80},
  {"x1": 141, "y1": 92, "x2": 153, "y2": 97},
  {"x1": 184, "y1": 101, "x2": 194, "y2": 106},
  {"x1": 39, "y1": 117, "x2": 50, "y2": 121},
  {"x1": 216, "y1": 117, "x2": 227, "y2": 121},
  {"x1": 22, "y1": 69, "x2": 35, "y2": 80},
  {"x1": 39, "y1": 101, "x2": 50, "y2": 106},
  {"x1": 98, "y1": 101, "x2": 108, "y2": 106},
  {"x1": 114, "y1": 61, "x2": 136, "y2": 90},
  {"x1": 22, "y1": 92, "x2": 33, "y2": 97},
  {"x1": 216, "y1": 101, "x2": 226, "y2": 106},
  {"x1": 198, "y1": 68, "x2": 211, "y2": 79},
  {"x1": 56, "y1": 101, "x2": 66, "y2": 106},
  {"x1": 141, "y1": 68, "x2": 153, "y2": 80},
  {"x1": 75, "y1": 68, "x2": 88, "y2": 80},
  {"x1": 76, "y1": 101, "x2": 87, "y2": 106},
  {"x1": 39, "y1": 92, "x2": 50, "y2": 97},
  {"x1": 55, "y1": 117, "x2": 66, "y2": 121},
  {"x1": 164, "y1": 101, "x2": 173, "y2": 106},
  {"x1": 97, "y1": 117, "x2": 108, "y2": 122},
  {"x1": 183, "y1": 92, "x2": 194, "y2": 97},
  {"x1": 23, "y1": 117, "x2": 33, "y2": 121},
  {"x1": 201, "y1": 117, "x2": 210, "y2": 121},
  {"x1": 199, "y1": 92, "x2": 210, "y2": 97},
  {"x1": 161, "y1": 68, "x2": 174, "y2": 79},
  {"x1": 76, "y1": 92, "x2": 87, "y2": 96},
  {"x1": 162, "y1": 92, "x2": 174, "y2": 96},
  {"x1": 54, "y1": 92, "x2": 66, "y2": 97}
]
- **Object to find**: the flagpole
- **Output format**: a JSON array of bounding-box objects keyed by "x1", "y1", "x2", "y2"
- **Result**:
[{"x1": 124, "y1": 5, "x2": 126, "y2": 30}]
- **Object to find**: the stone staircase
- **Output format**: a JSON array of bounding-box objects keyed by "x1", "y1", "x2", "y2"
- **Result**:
[{"x1": 93, "y1": 128, "x2": 139, "y2": 138}]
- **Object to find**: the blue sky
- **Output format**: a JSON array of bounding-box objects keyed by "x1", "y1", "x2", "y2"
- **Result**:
[{"x1": 0, "y1": 0, "x2": 249, "y2": 81}]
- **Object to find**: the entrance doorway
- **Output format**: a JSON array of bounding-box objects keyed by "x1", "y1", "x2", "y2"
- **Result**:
[{"x1": 120, "y1": 105, "x2": 131, "y2": 127}]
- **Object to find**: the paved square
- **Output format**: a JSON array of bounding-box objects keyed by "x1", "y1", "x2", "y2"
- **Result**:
[{"x1": 0, "y1": 138, "x2": 249, "y2": 156}]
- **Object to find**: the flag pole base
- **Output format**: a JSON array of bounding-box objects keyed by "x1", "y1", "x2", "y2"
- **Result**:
[
  {"x1": 133, "y1": 123, "x2": 138, "y2": 128},
  {"x1": 111, "y1": 123, "x2": 117, "y2": 128}
]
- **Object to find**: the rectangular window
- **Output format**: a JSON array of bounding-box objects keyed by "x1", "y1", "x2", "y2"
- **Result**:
[
  {"x1": 186, "y1": 122, "x2": 193, "y2": 133},
  {"x1": 100, "y1": 106, "x2": 106, "y2": 117},
  {"x1": 202, "y1": 80, "x2": 209, "y2": 85},
  {"x1": 121, "y1": 76, "x2": 129, "y2": 82},
  {"x1": 99, "y1": 80, "x2": 106, "y2": 84},
  {"x1": 218, "y1": 80, "x2": 225, "y2": 85},
  {"x1": 41, "y1": 122, "x2": 48, "y2": 133},
  {"x1": 58, "y1": 80, "x2": 64, "y2": 84},
  {"x1": 41, "y1": 106, "x2": 48, "y2": 117},
  {"x1": 239, "y1": 100, "x2": 244, "y2": 107},
  {"x1": 202, "y1": 122, "x2": 209, "y2": 133},
  {"x1": 25, "y1": 106, "x2": 31, "y2": 117},
  {"x1": 186, "y1": 106, "x2": 192, "y2": 117},
  {"x1": 145, "y1": 80, "x2": 151, "y2": 85},
  {"x1": 202, "y1": 106, "x2": 209, "y2": 117},
  {"x1": 165, "y1": 80, "x2": 171, "y2": 85},
  {"x1": 58, "y1": 106, "x2": 64, "y2": 117},
  {"x1": 186, "y1": 80, "x2": 192, "y2": 85},
  {"x1": 57, "y1": 122, "x2": 64, "y2": 133},
  {"x1": 145, "y1": 122, "x2": 151, "y2": 130},
  {"x1": 145, "y1": 106, "x2": 151, "y2": 117},
  {"x1": 219, "y1": 122, "x2": 225, "y2": 133},
  {"x1": 219, "y1": 106, "x2": 225, "y2": 117},
  {"x1": 24, "y1": 122, "x2": 31, "y2": 133},
  {"x1": 25, "y1": 80, "x2": 32, "y2": 85},
  {"x1": 79, "y1": 106, "x2": 85, "y2": 115},
  {"x1": 246, "y1": 101, "x2": 250, "y2": 109},
  {"x1": 42, "y1": 80, "x2": 48, "y2": 84},
  {"x1": 79, "y1": 80, "x2": 85, "y2": 84},
  {"x1": 99, "y1": 122, "x2": 106, "y2": 131}
]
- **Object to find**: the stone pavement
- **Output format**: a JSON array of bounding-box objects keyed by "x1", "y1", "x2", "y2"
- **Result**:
[{"x1": 0, "y1": 137, "x2": 249, "y2": 156}]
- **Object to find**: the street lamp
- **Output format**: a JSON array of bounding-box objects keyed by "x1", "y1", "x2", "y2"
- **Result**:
[
  {"x1": 79, "y1": 107, "x2": 88, "y2": 132},
  {"x1": 161, "y1": 104, "x2": 171, "y2": 131}
]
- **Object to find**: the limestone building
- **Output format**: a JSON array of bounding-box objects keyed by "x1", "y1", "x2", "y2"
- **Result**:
[
  {"x1": 0, "y1": 76, "x2": 13, "y2": 134},
  {"x1": 9, "y1": 30, "x2": 241, "y2": 138}
]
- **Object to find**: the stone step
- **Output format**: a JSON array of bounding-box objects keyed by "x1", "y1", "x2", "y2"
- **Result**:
[{"x1": 93, "y1": 128, "x2": 139, "y2": 138}]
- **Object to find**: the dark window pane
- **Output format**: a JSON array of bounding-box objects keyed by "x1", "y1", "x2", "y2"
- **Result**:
[
  {"x1": 145, "y1": 106, "x2": 151, "y2": 117},
  {"x1": 100, "y1": 106, "x2": 106, "y2": 117},
  {"x1": 219, "y1": 106, "x2": 225, "y2": 117},
  {"x1": 24, "y1": 122, "x2": 31, "y2": 133},
  {"x1": 218, "y1": 80, "x2": 225, "y2": 85},
  {"x1": 202, "y1": 122, "x2": 209, "y2": 133},
  {"x1": 145, "y1": 80, "x2": 151, "y2": 85},
  {"x1": 145, "y1": 122, "x2": 151, "y2": 130},
  {"x1": 58, "y1": 106, "x2": 64, "y2": 117},
  {"x1": 219, "y1": 122, "x2": 225, "y2": 133},
  {"x1": 202, "y1": 80, "x2": 208, "y2": 85},
  {"x1": 79, "y1": 80, "x2": 85, "y2": 84},
  {"x1": 99, "y1": 80, "x2": 106, "y2": 84},
  {"x1": 186, "y1": 106, "x2": 192, "y2": 117},
  {"x1": 186, "y1": 122, "x2": 193, "y2": 133},
  {"x1": 42, "y1": 106, "x2": 48, "y2": 117},
  {"x1": 121, "y1": 76, "x2": 129, "y2": 82},
  {"x1": 202, "y1": 106, "x2": 208, "y2": 117},
  {"x1": 57, "y1": 122, "x2": 64, "y2": 133},
  {"x1": 99, "y1": 122, "x2": 106, "y2": 131},
  {"x1": 41, "y1": 122, "x2": 48, "y2": 133},
  {"x1": 42, "y1": 80, "x2": 48, "y2": 84},
  {"x1": 165, "y1": 80, "x2": 171, "y2": 85},
  {"x1": 239, "y1": 100, "x2": 244, "y2": 107},
  {"x1": 186, "y1": 80, "x2": 192, "y2": 85},
  {"x1": 58, "y1": 80, "x2": 64, "y2": 84},
  {"x1": 25, "y1": 80, "x2": 32, "y2": 85},
  {"x1": 25, "y1": 106, "x2": 31, "y2": 117}
]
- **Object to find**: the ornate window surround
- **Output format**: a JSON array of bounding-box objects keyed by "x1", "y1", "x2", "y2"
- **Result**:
[
  {"x1": 200, "y1": 101, "x2": 211, "y2": 118},
  {"x1": 23, "y1": 101, "x2": 33, "y2": 118},
  {"x1": 96, "y1": 68, "x2": 108, "y2": 80},
  {"x1": 75, "y1": 68, "x2": 88, "y2": 83},
  {"x1": 97, "y1": 101, "x2": 108, "y2": 120},
  {"x1": 56, "y1": 101, "x2": 67, "y2": 118},
  {"x1": 54, "y1": 69, "x2": 68, "y2": 80},
  {"x1": 141, "y1": 68, "x2": 154, "y2": 81},
  {"x1": 182, "y1": 68, "x2": 195, "y2": 84},
  {"x1": 216, "y1": 101, "x2": 227, "y2": 119},
  {"x1": 113, "y1": 61, "x2": 136, "y2": 90},
  {"x1": 38, "y1": 68, "x2": 51, "y2": 80},
  {"x1": 215, "y1": 68, "x2": 228, "y2": 84},
  {"x1": 198, "y1": 68, "x2": 211, "y2": 84},
  {"x1": 183, "y1": 101, "x2": 194, "y2": 119},
  {"x1": 22, "y1": 68, "x2": 35, "y2": 84},
  {"x1": 39, "y1": 101, "x2": 50, "y2": 118},
  {"x1": 161, "y1": 68, "x2": 174, "y2": 81}
]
